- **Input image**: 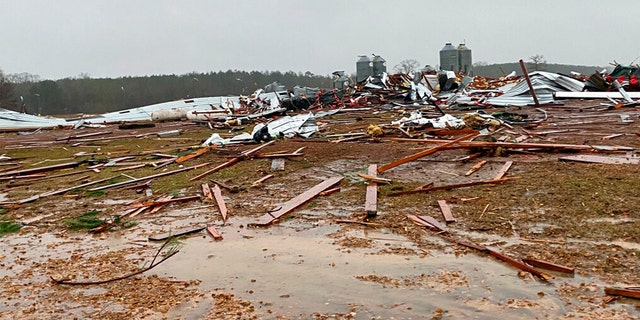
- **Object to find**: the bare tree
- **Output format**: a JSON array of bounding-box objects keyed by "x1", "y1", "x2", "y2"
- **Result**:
[
  {"x1": 0, "y1": 69, "x2": 18, "y2": 110},
  {"x1": 529, "y1": 54, "x2": 547, "y2": 71},
  {"x1": 393, "y1": 59, "x2": 421, "y2": 74}
]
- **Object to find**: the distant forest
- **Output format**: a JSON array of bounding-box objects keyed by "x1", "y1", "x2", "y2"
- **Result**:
[
  {"x1": 472, "y1": 62, "x2": 605, "y2": 78},
  {"x1": 4, "y1": 70, "x2": 334, "y2": 116},
  {"x1": 1, "y1": 62, "x2": 606, "y2": 116}
]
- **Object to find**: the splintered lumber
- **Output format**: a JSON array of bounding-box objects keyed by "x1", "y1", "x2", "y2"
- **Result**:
[
  {"x1": 176, "y1": 146, "x2": 216, "y2": 163},
  {"x1": 190, "y1": 141, "x2": 275, "y2": 181},
  {"x1": 206, "y1": 225, "x2": 223, "y2": 240},
  {"x1": 253, "y1": 176, "x2": 343, "y2": 226},
  {"x1": 390, "y1": 138, "x2": 614, "y2": 152},
  {"x1": 364, "y1": 164, "x2": 378, "y2": 217},
  {"x1": 132, "y1": 195, "x2": 200, "y2": 208},
  {"x1": 407, "y1": 214, "x2": 447, "y2": 232},
  {"x1": 604, "y1": 287, "x2": 640, "y2": 299},
  {"x1": 18, "y1": 176, "x2": 118, "y2": 204},
  {"x1": 437, "y1": 200, "x2": 456, "y2": 223},
  {"x1": 447, "y1": 237, "x2": 553, "y2": 280},
  {"x1": 251, "y1": 174, "x2": 274, "y2": 186},
  {"x1": 319, "y1": 187, "x2": 340, "y2": 196},
  {"x1": 488, "y1": 249, "x2": 553, "y2": 280},
  {"x1": 0, "y1": 161, "x2": 84, "y2": 178},
  {"x1": 378, "y1": 133, "x2": 477, "y2": 173},
  {"x1": 559, "y1": 155, "x2": 640, "y2": 165},
  {"x1": 601, "y1": 133, "x2": 624, "y2": 140},
  {"x1": 465, "y1": 160, "x2": 487, "y2": 176},
  {"x1": 358, "y1": 173, "x2": 392, "y2": 184},
  {"x1": 522, "y1": 258, "x2": 575, "y2": 274},
  {"x1": 493, "y1": 161, "x2": 514, "y2": 180},
  {"x1": 148, "y1": 226, "x2": 206, "y2": 241},
  {"x1": 90, "y1": 162, "x2": 210, "y2": 191},
  {"x1": 202, "y1": 183, "x2": 213, "y2": 200},
  {"x1": 388, "y1": 177, "x2": 513, "y2": 197},
  {"x1": 212, "y1": 184, "x2": 228, "y2": 222}
]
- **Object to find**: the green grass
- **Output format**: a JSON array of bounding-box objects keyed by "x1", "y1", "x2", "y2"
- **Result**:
[
  {"x1": 64, "y1": 210, "x2": 104, "y2": 230},
  {"x1": 0, "y1": 221, "x2": 22, "y2": 236}
]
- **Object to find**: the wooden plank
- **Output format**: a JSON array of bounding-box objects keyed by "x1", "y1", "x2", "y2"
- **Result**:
[
  {"x1": 176, "y1": 146, "x2": 216, "y2": 163},
  {"x1": 132, "y1": 195, "x2": 200, "y2": 208},
  {"x1": 437, "y1": 200, "x2": 456, "y2": 223},
  {"x1": 416, "y1": 215, "x2": 447, "y2": 232},
  {"x1": 90, "y1": 162, "x2": 210, "y2": 191},
  {"x1": 190, "y1": 158, "x2": 240, "y2": 181},
  {"x1": 189, "y1": 141, "x2": 275, "y2": 181},
  {"x1": 319, "y1": 187, "x2": 340, "y2": 196},
  {"x1": 601, "y1": 133, "x2": 624, "y2": 140},
  {"x1": 488, "y1": 249, "x2": 553, "y2": 280},
  {"x1": 522, "y1": 258, "x2": 575, "y2": 274},
  {"x1": 364, "y1": 164, "x2": 378, "y2": 217},
  {"x1": 206, "y1": 225, "x2": 223, "y2": 240},
  {"x1": 378, "y1": 133, "x2": 477, "y2": 173},
  {"x1": 148, "y1": 226, "x2": 206, "y2": 241},
  {"x1": 212, "y1": 184, "x2": 228, "y2": 222},
  {"x1": 559, "y1": 155, "x2": 640, "y2": 164},
  {"x1": 388, "y1": 177, "x2": 513, "y2": 197},
  {"x1": 201, "y1": 183, "x2": 213, "y2": 200},
  {"x1": 465, "y1": 160, "x2": 487, "y2": 176},
  {"x1": 253, "y1": 176, "x2": 343, "y2": 226},
  {"x1": 358, "y1": 173, "x2": 392, "y2": 184},
  {"x1": 493, "y1": 161, "x2": 514, "y2": 180},
  {"x1": 407, "y1": 214, "x2": 437, "y2": 229},
  {"x1": 251, "y1": 174, "x2": 274, "y2": 187},
  {"x1": 0, "y1": 161, "x2": 83, "y2": 178},
  {"x1": 605, "y1": 287, "x2": 640, "y2": 299}
]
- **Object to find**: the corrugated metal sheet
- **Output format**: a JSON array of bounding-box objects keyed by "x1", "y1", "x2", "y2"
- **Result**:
[{"x1": 0, "y1": 108, "x2": 70, "y2": 131}]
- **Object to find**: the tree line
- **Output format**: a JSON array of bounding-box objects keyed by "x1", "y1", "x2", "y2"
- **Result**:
[{"x1": 0, "y1": 69, "x2": 334, "y2": 116}]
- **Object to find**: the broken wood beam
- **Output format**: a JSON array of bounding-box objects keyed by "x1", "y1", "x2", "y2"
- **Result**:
[
  {"x1": 407, "y1": 214, "x2": 447, "y2": 232},
  {"x1": 358, "y1": 173, "x2": 392, "y2": 184},
  {"x1": 559, "y1": 155, "x2": 640, "y2": 164},
  {"x1": 133, "y1": 195, "x2": 200, "y2": 208},
  {"x1": 465, "y1": 160, "x2": 487, "y2": 176},
  {"x1": 90, "y1": 162, "x2": 210, "y2": 191},
  {"x1": 519, "y1": 59, "x2": 540, "y2": 107},
  {"x1": 18, "y1": 176, "x2": 119, "y2": 204},
  {"x1": 364, "y1": 164, "x2": 378, "y2": 218},
  {"x1": 319, "y1": 187, "x2": 340, "y2": 196},
  {"x1": 378, "y1": 133, "x2": 477, "y2": 173},
  {"x1": 437, "y1": 200, "x2": 456, "y2": 223},
  {"x1": 488, "y1": 249, "x2": 553, "y2": 280},
  {"x1": 251, "y1": 174, "x2": 274, "y2": 187},
  {"x1": 190, "y1": 141, "x2": 275, "y2": 181},
  {"x1": 493, "y1": 161, "x2": 514, "y2": 180},
  {"x1": 390, "y1": 138, "x2": 604, "y2": 152},
  {"x1": 522, "y1": 258, "x2": 575, "y2": 274},
  {"x1": 388, "y1": 177, "x2": 513, "y2": 197},
  {"x1": 206, "y1": 225, "x2": 223, "y2": 240},
  {"x1": 253, "y1": 176, "x2": 343, "y2": 226},
  {"x1": 605, "y1": 287, "x2": 640, "y2": 300},
  {"x1": 201, "y1": 183, "x2": 213, "y2": 200},
  {"x1": 212, "y1": 184, "x2": 228, "y2": 222},
  {"x1": 176, "y1": 145, "x2": 216, "y2": 163},
  {"x1": 0, "y1": 161, "x2": 84, "y2": 178}
]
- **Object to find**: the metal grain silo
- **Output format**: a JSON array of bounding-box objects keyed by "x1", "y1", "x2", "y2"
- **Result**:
[
  {"x1": 372, "y1": 55, "x2": 387, "y2": 77},
  {"x1": 356, "y1": 55, "x2": 373, "y2": 83},
  {"x1": 439, "y1": 42, "x2": 459, "y2": 72},
  {"x1": 457, "y1": 43, "x2": 472, "y2": 74}
]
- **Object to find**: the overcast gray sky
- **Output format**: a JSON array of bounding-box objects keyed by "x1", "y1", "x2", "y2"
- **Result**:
[{"x1": 1, "y1": 1, "x2": 637, "y2": 80}]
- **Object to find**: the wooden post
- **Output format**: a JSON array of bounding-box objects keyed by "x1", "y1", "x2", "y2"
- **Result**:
[{"x1": 519, "y1": 59, "x2": 540, "y2": 107}]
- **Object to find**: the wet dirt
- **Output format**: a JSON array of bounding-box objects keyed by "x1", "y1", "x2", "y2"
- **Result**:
[{"x1": 1, "y1": 100, "x2": 639, "y2": 319}]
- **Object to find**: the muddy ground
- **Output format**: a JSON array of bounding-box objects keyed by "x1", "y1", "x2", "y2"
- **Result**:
[{"x1": 0, "y1": 100, "x2": 639, "y2": 319}]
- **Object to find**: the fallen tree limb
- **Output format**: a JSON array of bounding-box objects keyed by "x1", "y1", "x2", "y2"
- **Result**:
[{"x1": 51, "y1": 239, "x2": 180, "y2": 285}]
